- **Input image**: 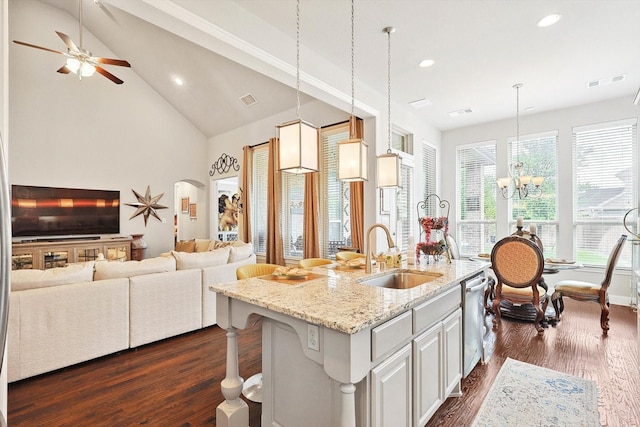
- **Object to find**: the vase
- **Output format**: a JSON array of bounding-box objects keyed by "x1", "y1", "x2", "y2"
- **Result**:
[{"x1": 131, "y1": 234, "x2": 148, "y2": 261}]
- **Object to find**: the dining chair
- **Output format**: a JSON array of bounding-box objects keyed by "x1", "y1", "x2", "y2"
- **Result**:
[
  {"x1": 551, "y1": 234, "x2": 627, "y2": 334},
  {"x1": 491, "y1": 235, "x2": 547, "y2": 334},
  {"x1": 298, "y1": 258, "x2": 333, "y2": 269},
  {"x1": 236, "y1": 263, "x2": 280, "y2": 280},
  {"x1": 335, "y1": 251, "x2": 366, "y2": 262}
]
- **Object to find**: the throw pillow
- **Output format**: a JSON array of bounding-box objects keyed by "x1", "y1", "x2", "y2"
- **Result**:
[
  {"x1": 11, "y1": 261, "x2": 95, "y2": 291},
  {"x1": 171, "y1": 246, "x2": 231, "y2": 270},
  {"x1": 209, "y1": 240, "x2": 232, "y2": 250},
  {"x1": 175, "y1": 239, "x2": 196, "y2": 253},
  {"x1": 229, "y1": 241, "x2": 254, "y2": 262},
  {"x1": 94, "y1": 256, "x2": 176, "y2": 280},
  {"x1": 195, "y1": 239, "x2": 212, "y2": 253}
]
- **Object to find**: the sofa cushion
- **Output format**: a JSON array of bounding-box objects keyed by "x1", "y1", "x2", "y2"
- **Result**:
[
  {"x1": 195, "y1": 239, "x2": 212, "y2": 253},
  {"x1": 171, "y1": 247, "x2": 230, "y2": 270},
  {"x1": 94, "y1": 256, "x2": 176, "y2": 280},
  {"x1": 175, "y1": 239, "x2": 196, "y2": 253},
  {"x1": 229, "y1": 241, "x2": 254, "y2": 262},
  {"x1": 11, "y1": 261, "x2": 95, "y2": 291}
]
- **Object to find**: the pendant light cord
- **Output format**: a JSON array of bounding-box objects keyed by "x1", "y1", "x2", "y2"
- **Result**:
[
  {"x1": 349, "y1": 0, "x2": 355, "y2": 138},
  {"x1": 296, "y1": 0, "x2": 301, "y2": 120},
  {"x1": 78, "y1": 0, "x2": 83, "y2": 47},
  {"x1": 386, "y1": 27, "x2": 392, "y2": 153}
]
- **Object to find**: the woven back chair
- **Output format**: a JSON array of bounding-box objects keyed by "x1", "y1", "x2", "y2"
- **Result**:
[
  {"x1": 298, "y1": 258, "x2": 333, "y2": 269},
  {"x1": 491, "y1": 235, "x2": 546, "y2": 333},
  {"x1": 236, "y1": 263, "x2": 280, "y2": 280}
]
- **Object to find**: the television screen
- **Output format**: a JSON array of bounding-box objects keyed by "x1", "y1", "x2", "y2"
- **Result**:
[{"x1": 11, "y1": 185, "x2": 120, "y2": 238}]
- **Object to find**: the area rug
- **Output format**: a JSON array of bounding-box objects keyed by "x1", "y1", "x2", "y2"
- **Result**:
[{"x1": 472, "y1": 358, "x2": 599, "y2": 427}]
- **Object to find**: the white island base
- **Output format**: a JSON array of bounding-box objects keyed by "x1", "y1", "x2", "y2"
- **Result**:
[{"x1": 215, "y1": 281, "x2": 465, "y2": 427}]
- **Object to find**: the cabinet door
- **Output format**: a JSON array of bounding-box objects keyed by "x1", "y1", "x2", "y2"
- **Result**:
[
  {"x1": 11, "y1": 250, "x2": 36, "y2": 270},
  {"x1": 104, "y1": 244, "x2": 129, "y2": 262},
  {"x1": 413, "y1": 323, "x2": 443, "y2": 427},
  {"x1": 443, "y1": 308, "x2": 463, "y2": 397},
  {"x1": 371, "y1": 343, "x2": 412, "y2": 427}
]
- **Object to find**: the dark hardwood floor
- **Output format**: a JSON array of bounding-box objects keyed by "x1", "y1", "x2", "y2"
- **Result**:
[{"x1": 8, "y1": 300, "x2": 639, "y2": 427}]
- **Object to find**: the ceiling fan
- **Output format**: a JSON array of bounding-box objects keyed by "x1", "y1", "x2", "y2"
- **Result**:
[{"x1": 13, "y1": 0, "x2": 130, "y2": 84}]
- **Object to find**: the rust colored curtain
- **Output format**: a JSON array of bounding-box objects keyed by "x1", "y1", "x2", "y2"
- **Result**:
[
  {"x1": 349, "y1": 116, "x2": 365, "y2": 253},
  {"x1": 266, "y1": 138, "x2": 285, "y2": 265},
  {"x1": 240, "y1": 145, "x2": 253, "y2": 244},
  {"x1": 303, "y1": 168, "x2": 320, "y2": 258}
]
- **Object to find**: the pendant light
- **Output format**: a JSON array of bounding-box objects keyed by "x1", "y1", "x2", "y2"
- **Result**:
[
  {"x1": 277, "y1": 0, "x2": 319, "y2": 174},
  {"x1": 496, "y1": 83, "x2": 544, "y2": 199},
  {"x1": 338, "y1": 0, "x2": 368, "y2": 182},
  {"x1": 377, "y1": 26, "x2": 401, "y2": 188}
]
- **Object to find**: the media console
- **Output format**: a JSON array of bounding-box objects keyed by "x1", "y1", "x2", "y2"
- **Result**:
[{"x1": 11, "y1": 237, "x2": 132, "y2": 270}]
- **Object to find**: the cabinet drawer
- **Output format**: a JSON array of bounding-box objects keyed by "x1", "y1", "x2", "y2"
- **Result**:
[
  {"x1": 413, "y1": 285, "x2": 461, "y2": 333},
  {"x1": 371, "y1": 310, "x2": 413, "y2": 361}
]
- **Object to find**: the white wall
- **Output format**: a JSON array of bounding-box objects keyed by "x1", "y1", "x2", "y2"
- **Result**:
[
  {"x1": 8, "y1": 0, "x2": 209, "y2": 256},
  {"x1": 441, "y1": 96, "x2": 640, "y2": 303},
  {"x1": 1, "y1": 0, "x2": 8, "y2": 418}
]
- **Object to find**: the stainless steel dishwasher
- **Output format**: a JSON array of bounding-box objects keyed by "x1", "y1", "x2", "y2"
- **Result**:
[{"x1": 461, "y1": 271, "x2": 490, "y2": 377}]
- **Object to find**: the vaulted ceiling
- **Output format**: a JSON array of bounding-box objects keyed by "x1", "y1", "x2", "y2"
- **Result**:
[{"x1": 29, "y1": 0, "x2": 640, "y2": 138}]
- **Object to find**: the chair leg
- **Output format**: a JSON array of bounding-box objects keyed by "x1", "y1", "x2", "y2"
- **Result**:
[
  {"x1": 600, "y1": 300, "x2": 610, "y2": 334},
  {"x1": 534, "y1": 295, "x2": 545, "y2": 334},
  {"x1": 492, "y1": 287, "x2": 502, "y2": 329},
  {"x1": 551, "y1": 292, "x2": 562, "y2": 322}
]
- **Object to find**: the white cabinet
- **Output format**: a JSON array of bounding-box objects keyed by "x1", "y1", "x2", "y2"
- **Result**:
[
  {"x1": 370, "y1": 343, "x2": 412, "y2": 427},
  {"x1": 412, "y1": 308, "x2": 462, "y2": 426}
]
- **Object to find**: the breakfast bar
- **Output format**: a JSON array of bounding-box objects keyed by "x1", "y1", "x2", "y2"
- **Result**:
[{"x1": 210, "y1": 260, "x2": 488, "y2": 427}]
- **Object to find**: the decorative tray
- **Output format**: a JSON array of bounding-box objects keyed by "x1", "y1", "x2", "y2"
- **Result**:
[{"x1": 271, "y1": 273, "x2": 309, "y2": 280}]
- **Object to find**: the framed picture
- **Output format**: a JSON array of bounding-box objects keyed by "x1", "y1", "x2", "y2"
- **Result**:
[
  {"x1": 189, "y1": 203, "x2": 197, "y2": 219},
  {"x1": 181, "y1": 197, "x2": 189, "y2": 213}
]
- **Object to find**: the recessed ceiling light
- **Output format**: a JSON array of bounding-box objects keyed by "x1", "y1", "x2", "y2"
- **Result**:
[
  {"x1": 448, "y1": 108, "x2": 473, "y2": 117},
  {"x1": 418, "y1": 59, "x2": 435, "y2": 69},
  {"x1": 409, "y1": 98, "x2": 432, "y2": 109},
  {"x1": 173, "y1": 76, "x2": 184, "y2": 86},
  {"x1": 537, "y1": 14, "x2": 562, "y2": 28}
]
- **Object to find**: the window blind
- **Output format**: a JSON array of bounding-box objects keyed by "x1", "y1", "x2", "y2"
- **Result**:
[
  {"x1": 320, "y1": 122, "x2": 351, "y2": 259},
  {"x1": 251, "y1": 146, "x2": 269, "y2": 255},
  {"x1": 508, "y1": 131, "x2": 558, "y2": 256},
  {"x1": 573, "y1": 119, "x2": 637, "y2": 267},
  {"x1": 397, "y1": 162, "x2": 414, "y2": 251},
  {"x1": 456, "y1": 142, "x2": 497, "y2": 256},
  {"x1": 422, "y1": 142, "x2": 437, "y2": 209},
  {"x1": 281, "y1": 172, "x2": 305, "y2": 259}
]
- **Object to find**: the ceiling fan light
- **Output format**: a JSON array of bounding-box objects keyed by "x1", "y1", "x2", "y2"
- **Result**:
[
  {"x1": 80, "y1": 62, "x2": 96, "y2": 77},
  {"x1": 66, "y1": 57, "x2": 81, "y2": 73}
]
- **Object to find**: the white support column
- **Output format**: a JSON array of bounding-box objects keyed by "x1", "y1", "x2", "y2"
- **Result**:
[
  {"x1": 339, "y1": 383, "x2": 356, "y2": 427},
  {"x1": 216, "y1": 328, "x2": 249, "y2": 427}
]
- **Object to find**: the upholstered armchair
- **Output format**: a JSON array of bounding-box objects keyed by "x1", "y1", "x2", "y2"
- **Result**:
[{"x1": 552, "y1": 235, "x2": 627, "y2": 334}]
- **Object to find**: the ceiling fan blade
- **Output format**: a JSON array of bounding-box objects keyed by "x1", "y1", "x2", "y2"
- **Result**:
[
  {"x1": 55, "y1": 31, "x2": 80, "y2": 53},
  {"x1": 13, "y1": 40, "x2": 64, "y2": 55},
  {"x1": 95, "y1": 65, "x2": 123, "y2": 85},
  {"x1": 95, "y1": 57, "x2": 131, "y2": 68},
  {"x1": 57, "y1": 65, "x2": 71, "y2": 74}
]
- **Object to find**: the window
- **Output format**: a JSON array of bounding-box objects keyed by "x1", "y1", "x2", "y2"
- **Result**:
[
  {"x1": 422, "y1": 141, "x2": 437, "y2": 203},
  {"x1": 250, "y1": 146, "x2": 269, "y2": 255},
  {"x1": 456, "y1": 142, "x2": 497, "y2": 256},
  {"x1": 320, "y1": 122, "x2": 352, "y2": 259},
  {"x1": 397, "y1": 160, "x2": 414, "y2": 251},
  {"x1": 508, "y1": 131, "x2": 558, "y2": 257},
  {"x1": 573, "y1": 119, "x2": 637, "y2": 267},
  {"x1": 281, "y1": 173, "x2": 305, "y2": 258},
  {"x1": 392, "y1": 129, "x2": 413, "y2": 155}
]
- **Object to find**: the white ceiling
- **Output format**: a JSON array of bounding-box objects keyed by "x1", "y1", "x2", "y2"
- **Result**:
[{"x1": 32, "y1": 0, "x2": 640, "y2": 138}]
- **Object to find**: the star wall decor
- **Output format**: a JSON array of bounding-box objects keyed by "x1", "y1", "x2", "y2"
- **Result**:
[{"x1": 125, "y1": 186, "x2": 168, "y2": 226}]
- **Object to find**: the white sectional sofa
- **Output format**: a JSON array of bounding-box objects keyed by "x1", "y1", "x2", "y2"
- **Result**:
[{"x1": 8, "y1": 240, "x2": 256, "y2": 382}]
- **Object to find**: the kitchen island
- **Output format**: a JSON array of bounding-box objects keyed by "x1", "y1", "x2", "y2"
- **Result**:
[{"x1": 210, "y1": 259, "x2": 487, "y2": 427}]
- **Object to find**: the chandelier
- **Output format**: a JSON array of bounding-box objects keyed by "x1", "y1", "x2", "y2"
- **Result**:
[{"x1": 497, "y1": 83, "x2": 544, "y2": 199}]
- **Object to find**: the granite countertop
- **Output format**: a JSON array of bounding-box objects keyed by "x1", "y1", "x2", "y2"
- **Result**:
[{"x1": 210, "y1": 259, "x2": 487, "y2": 335}]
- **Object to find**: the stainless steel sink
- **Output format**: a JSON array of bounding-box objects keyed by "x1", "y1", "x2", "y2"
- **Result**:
[{"x1": 359, "y1": 271, "x2": 443, "y2": 289}]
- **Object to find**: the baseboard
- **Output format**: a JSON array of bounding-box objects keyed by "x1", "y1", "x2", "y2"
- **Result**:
[{"x1": 609, "y1": 294, "x2": 635, "y2": 307}]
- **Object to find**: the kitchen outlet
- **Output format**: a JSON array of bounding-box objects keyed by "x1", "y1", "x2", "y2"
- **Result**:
[{"x1": 307, "y1": 324, "x2": 320, "y2": 351}]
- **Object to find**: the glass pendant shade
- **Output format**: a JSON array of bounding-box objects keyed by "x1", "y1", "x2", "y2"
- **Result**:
[
  {"x1": 338, "y1": 137, "x2": 368, "y2": 181},
  {"x1": 277, "y1": 119, "x2": 319, "y2": 173},
  {"x1": 377, "y1": 151, "x2": 400, "y2": 188}
]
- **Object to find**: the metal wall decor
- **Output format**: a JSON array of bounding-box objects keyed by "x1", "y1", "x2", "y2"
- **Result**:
[
  {"x1": 209, "y1": 153, "x2": 240, "y2": 176},
  {"x1": 125, "y1": 186, "x2": 168, "y2": 226}
]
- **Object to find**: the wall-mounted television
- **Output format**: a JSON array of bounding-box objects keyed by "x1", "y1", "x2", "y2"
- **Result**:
[{"x1": 11, "y1": 185, "x2": 120, "y2": 238}]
